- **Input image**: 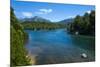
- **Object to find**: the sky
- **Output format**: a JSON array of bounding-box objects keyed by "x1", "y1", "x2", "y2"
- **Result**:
[{"x1": 11, "y1": 0, "x2": 95, "y2": 22}]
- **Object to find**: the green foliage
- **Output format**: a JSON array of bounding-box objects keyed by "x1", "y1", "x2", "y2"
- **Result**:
[
  {"x1": 21, "y1": 21, "x2": 66, "y2": 30},
  {"x1": 68, "y1": 10, "x2": 95, "y2": 36},
  {"x1": 10, "y1": 8, "x2": 30, "y2": 66}
]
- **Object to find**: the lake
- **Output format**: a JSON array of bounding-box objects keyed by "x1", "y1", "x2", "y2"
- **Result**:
[{"x1": 25, "y1": 29, "x2": 95, "y2": 65}]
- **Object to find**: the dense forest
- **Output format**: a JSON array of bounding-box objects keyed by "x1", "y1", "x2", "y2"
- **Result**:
[
  {"x1": 10, "y1": 8, "x2": 30, "y2": 66},
  {"x1": 22, "y1": 21, "x2": 66, "y2": 30},
  {"x1": 67, "y1": 10, "x2": 95, "y2": 36}
]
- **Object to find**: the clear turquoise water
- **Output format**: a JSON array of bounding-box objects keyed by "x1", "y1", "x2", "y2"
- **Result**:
[{"x1": 25, "y1": 29, "x2": 95, "y2": 65}]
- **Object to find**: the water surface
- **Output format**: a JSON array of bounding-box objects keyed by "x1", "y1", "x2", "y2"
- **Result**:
[{"x1": 25, "y1": 29, "x2": 95, "y2": 65}]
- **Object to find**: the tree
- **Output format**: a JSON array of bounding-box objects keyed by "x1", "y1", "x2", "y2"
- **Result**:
[
  {"x1": 10, "y1": 7, "x2": 30, "y2": 66},
  {"x1": 68, "y1": 10, "x2": 95, "y2": 36},
  {"x1": 89, "y1": 10, "x2": 95, "y2": 35}
]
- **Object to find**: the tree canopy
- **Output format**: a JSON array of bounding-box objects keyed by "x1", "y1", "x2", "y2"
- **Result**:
[
  {"x1": 10, "y1": 8, "x2": 30, "y2": 66},
  {"x1": 67, "y1": 10, "x2": 95, "y2": 36}
]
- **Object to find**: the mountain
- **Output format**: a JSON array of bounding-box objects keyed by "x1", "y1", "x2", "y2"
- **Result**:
[
  {"x1": 58, "y1": 18, "x2": 74, "y2": 24},
  {"x1": 21, "y1": 16, "x2": 51, "y2": 23}
]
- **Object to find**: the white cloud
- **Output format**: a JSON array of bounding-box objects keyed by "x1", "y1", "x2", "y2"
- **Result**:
[
  {"x1": 35, "y1": 8, "x2": 53, "y2": 14},
  {"x1": 40, "y1": 9, "x2": 52, "y2": 13},
  {"x1": 22, "y1": 12, "x2": 33, "y2": 18},
  {"x1": 87, "y1": 10, "x2": 91, "y2": 14}
]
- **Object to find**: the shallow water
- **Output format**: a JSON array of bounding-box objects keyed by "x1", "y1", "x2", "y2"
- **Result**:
[{"x1": 25, "y1": 29, "x2": 95, "y2": 65}]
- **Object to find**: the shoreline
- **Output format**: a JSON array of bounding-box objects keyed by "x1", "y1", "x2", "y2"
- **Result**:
[{"x1": 26, "y1": 54, "x2": 36, "y2": 65}]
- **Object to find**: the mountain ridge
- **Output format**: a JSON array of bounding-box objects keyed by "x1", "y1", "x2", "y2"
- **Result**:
[
  {"x1": 58, "y1": 18, "x2": 74, "y2": 24},
  {"x1": 20, "y1": 16, "x2": 74, "y2": 24},
  {"x1": 20, "y1": 16, "x2": 51, "y2": 23}
]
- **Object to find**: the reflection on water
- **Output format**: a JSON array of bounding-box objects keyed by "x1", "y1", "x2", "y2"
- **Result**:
[{"x1": 25, "y1": 29, "x2": 95, "y2": 65}]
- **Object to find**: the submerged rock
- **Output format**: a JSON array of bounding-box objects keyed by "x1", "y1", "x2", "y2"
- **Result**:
[{"x1": 81, "y1": 53, "x2": 87, "y2": 58}]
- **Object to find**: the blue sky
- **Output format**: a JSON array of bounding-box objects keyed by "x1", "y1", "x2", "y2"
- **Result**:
[{"x1": 11, "y1": 0, "x2": 95, "y2": 22}]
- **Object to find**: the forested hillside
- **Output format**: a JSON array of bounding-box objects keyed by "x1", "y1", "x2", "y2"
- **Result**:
[
  {"x1": 10, "y1": 8, "x2": 30, "y2": 66},
  {"x1": 67, "y1": 10, "x2": 95, "y2": 36},
  {"x1": 22, "y1": 21, "x2": 66, "y2": 30}
]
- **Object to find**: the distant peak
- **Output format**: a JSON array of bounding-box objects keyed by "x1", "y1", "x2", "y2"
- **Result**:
[{"x1": 21, "y1": 16, "x2": 51, "y2": 22}]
